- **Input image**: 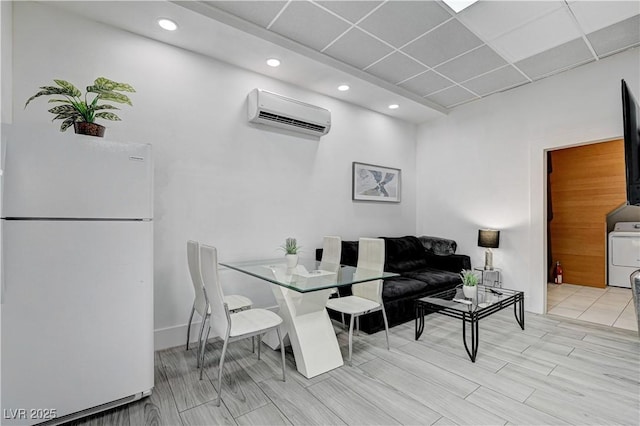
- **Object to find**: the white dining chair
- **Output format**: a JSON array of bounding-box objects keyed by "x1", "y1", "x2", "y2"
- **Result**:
[
  {"x1": 320, "y1": 236, "x2": 344, "y2": 325},
  {"x1": 185, "y1": 240, "x2": 252, "y2": 363},
  {"x1": 320, "y1": 236, "x2": 342, "y2": 272},
  {"x1": 198, "y1": 244, "x2": 286, "y2": 406},
  {"x1": 325, "y1": 237, "x2": 389, "y2": 365}
]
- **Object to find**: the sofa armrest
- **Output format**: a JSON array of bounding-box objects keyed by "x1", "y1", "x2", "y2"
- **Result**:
[
  {"x1": 424, "y1": 253, "x2": 471, "y2": 273},
  {"x1": 418, "y1": 236, "x2": 457, "y2": 256}
]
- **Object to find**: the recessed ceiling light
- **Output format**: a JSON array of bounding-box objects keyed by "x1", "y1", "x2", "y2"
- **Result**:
[
  {"x1": 388, "y1": 104, "x2": 399, "y2": 110},
  {"x1": 338, "y1": 85, "x2": 350, "y2": 92},
  {"x1": 442, "y1": 0, "x2": 479, "y2": 13},
  {"x1": 157, "y1": 18, "x2": 177, "y2": 31},
  {"x1": 266, "y1": 58, "x2": 281, "y2": 67}
]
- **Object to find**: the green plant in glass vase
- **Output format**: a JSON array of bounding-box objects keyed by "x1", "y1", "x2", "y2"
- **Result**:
[{"x1": 24, "y1": 77, "x2": 135, "y2": 137}]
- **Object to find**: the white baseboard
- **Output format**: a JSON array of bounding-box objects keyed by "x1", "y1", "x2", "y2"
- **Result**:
[
  {"x1": 154, "y1": 322, "x2": 200, "y2": 351},
  {"x1": 154, "y1": 305, "x2": 279, "y2": 351}
]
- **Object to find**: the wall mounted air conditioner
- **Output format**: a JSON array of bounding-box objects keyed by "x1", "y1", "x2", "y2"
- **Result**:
[{"x1": 247, "y1": 89, "x2": 331, "y2": 136}]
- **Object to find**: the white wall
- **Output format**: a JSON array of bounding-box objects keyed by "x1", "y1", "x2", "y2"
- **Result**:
[
  {"x1": 10, "y1": 2, "x2": 418, "y2": 349},
  {"x1": 416, "y1": 48, "x2": 640, "y2": 314}
]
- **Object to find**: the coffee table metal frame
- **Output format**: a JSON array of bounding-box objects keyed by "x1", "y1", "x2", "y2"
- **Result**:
[{"x1": 415, "y1": 285, "x2": 525, "y2": 362}]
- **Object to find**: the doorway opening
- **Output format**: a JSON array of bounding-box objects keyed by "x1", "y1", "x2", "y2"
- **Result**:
[{"x1": 545, "y1": 139, "x2": 636, "y2": 331}]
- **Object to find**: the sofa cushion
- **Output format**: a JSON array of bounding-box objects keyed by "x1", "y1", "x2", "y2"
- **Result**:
[
  {"x1": 419, "y1": 236, "x2": 457, "y2": 256},
  {"x1": 382, "y1": 236, "x2": 429, "y2": 272},
  {"x1": 424, "y1": 253, "x2": 471, "y2": 273},
  {"x1": 385, "y1": 258, "x2": 430, "y2": 274},
  {"x1": 403, "y1": 268, "x2": 462, "y2": 292},
  {"x1": 382, "y1": 277, "x2": 431, "y2": 300}
]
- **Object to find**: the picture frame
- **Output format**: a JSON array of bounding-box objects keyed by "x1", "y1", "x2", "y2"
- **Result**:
[{"x1": 352, "y1": 162, "x2": 401, "y2": 203}]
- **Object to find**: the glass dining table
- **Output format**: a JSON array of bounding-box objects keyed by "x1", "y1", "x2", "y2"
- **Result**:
[{"x1": 220, "y1": 257, "x2": 398, "y2": 378}]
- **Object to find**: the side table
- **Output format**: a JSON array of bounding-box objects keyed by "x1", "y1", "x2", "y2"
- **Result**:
[{"x1": 474, "y1": 267, "x2": 502, "y2": 288}]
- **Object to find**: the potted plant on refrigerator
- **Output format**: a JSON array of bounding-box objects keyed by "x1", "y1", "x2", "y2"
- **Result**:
[{"x1": 24, "y1": 77, "x2": 135, "y2": 137}]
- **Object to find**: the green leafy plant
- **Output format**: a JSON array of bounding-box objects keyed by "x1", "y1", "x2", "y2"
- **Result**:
[
  {"x1": 24, "y1": 77, "x2": 135, "y2": 131},
  {"x1": 279, "y1": 237, "x2": 300, "y2": 255},
  {"x1": 460, "y1": 269, "x2": 479, "y2": 287}
]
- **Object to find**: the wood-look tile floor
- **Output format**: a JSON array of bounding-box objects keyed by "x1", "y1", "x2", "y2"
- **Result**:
[{"x1": 69, "y1": 310, "x2": 639, "y2": 426}]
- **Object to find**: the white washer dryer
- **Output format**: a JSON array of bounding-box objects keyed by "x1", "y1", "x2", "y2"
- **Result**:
[{"x1": 608, "y1": 222, "x2": 640, "y2": 288}]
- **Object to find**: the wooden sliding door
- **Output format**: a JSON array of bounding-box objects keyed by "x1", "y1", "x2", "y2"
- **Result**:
[{"x1": 548, "y1": 139, "x2": 626, "y2": 287}]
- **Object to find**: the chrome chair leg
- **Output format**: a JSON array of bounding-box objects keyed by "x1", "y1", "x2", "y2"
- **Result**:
[
  {"x1": 216, "y1": 339, "x2": 229, "y2": 407},
  {"x1": 348, "y1": 315, "x2": 355, "y2": 366},
  {"x1": 336, "y1": 291, "x2": 346, "y2": 328},
  {"x1": 199, "y1": 324, "x2": 210, "y2": 380},
  {"x1": 257, "y1": 334, "x2": 262, "y2": 360},
  {"x1": 196, "y1": 312, "x2": 209, "y2": 367},
  {"x1": 186, "y1": 303, "x2": 195, "y2": 350},
  {"x1": 381, "y1": 308, "x2": 390, "y2": 350}
]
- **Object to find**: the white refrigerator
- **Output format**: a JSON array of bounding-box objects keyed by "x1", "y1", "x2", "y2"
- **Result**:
[{"x1": 1, "y1": 125, "x2": 154, "y2": 425}]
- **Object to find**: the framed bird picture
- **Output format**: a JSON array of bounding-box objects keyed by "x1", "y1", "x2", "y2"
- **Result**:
[{"x1": 352, "y1": 162, "x2": 401, "y2": 203}]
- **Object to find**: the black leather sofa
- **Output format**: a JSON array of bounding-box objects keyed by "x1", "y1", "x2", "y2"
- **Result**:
[{"x1": 316, "y1": 235, "x2": 471, "y2": 334}]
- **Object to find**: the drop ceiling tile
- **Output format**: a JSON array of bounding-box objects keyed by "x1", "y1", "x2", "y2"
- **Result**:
[
  {"x1": 399, "y1": 71, "x2": 453, "y2": 96},
  {"x1": 358, "y1": 1, "x2": 451, "y2": 48},
  {"x1": 269, "y1": 1, "x2": 351, "y2": 51},
  {"x1": 365, "y1": 52, "x2": 427, "y2": 84},
  {"x1": 457, "y1": 0, "x2": 563, "y2": 41},
  {"x1": 568, "y1": 1, "x2": 640, "y2": 34},
  {"x1": 316, "y1": 1, "x2": 382, "y2": 24},
  {"x1": 206, "y1": 1, "x2": 287, "y2": 28},
  {"x1": 402, "y1": 19, "x2": 483, "y2": 67},
  {"x1": 515, "y1": 38, "x2": 594, "y2": 80},
  {"x1": 323, "y1": 27, "x2": 393, "y2": 69},
  {"x1": 426, "y1": 85, "x2": 477, "y2": 108},
  {"x1": 435, "y1": 45, "x2": 507, "y2": 83},
  {"x1": 587, "y1": 14, "x2": 640, "y2": 58},
  {"x1": 491, "y1": 7, "x2": 583, "y2": 63},
  {"x1": 462, "y1": 65, "x2": 529, "y2": 96}
]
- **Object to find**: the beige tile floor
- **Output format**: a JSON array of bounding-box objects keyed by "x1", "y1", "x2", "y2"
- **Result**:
[{"x1": 547, "y1": 283, "x2": 638, "y2": 331}]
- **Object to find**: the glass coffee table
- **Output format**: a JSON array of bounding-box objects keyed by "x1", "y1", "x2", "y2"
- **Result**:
[{"x1": 415, "y1": 285, "x2": 525, "y2": 362}]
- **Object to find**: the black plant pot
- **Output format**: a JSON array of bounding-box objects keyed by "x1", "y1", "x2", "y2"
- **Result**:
[{"x1": 74, "y1": 122, "x2": 106, "y2": 137}]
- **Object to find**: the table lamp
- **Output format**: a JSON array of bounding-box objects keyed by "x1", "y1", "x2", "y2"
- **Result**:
[{"x1": 478, "y1": 229, "x2": 500, "y2": 270}]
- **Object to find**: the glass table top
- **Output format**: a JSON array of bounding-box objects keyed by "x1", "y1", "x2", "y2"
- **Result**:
[
  {"x1": 418, "y1": 285, "x2": 523, "y2": 313},
  {"x1": 220, "y1": 257, "x2": 398, "y2": 293}
]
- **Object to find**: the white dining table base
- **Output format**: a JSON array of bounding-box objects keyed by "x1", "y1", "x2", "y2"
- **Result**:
[{"x1": 262, "y1": 286, "x2": 343, "y2": 378}]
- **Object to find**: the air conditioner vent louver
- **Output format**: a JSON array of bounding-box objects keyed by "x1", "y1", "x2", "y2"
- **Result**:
[
  {"x1": 248, "y1": 89, "x2": 331, "y2": 137},
  {"x1": 257, "y1": 111, "x2": 327, "y2": 133}
]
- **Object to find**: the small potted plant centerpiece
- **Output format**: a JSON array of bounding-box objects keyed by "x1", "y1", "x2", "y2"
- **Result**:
[
  {"x1": 24, "y1": 77, "x2": 135, "y2": 137},
  {"x1": 280, "y1": 237, "x2": 300, "y2": 269},
  {"x1": 460, "y1": 269, "x2": 479, "y2": 299}
]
